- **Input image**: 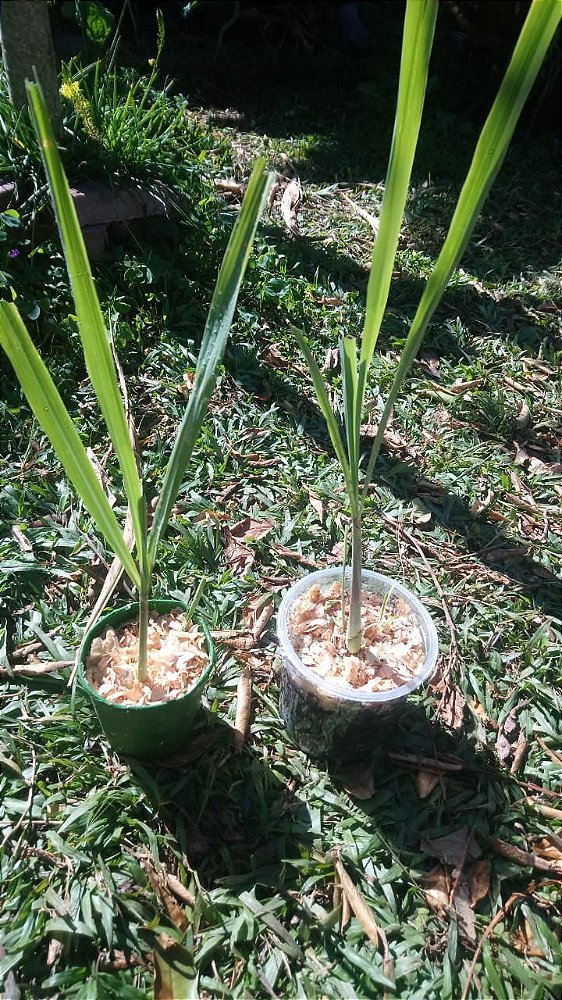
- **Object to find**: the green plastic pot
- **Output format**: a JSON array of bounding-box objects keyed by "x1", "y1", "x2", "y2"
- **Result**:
[{"x1": 77, "y1": 599, "x2": 215, "y2": 759}]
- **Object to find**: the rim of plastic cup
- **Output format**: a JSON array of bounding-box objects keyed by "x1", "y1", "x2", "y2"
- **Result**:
[{"x1": 277, "y1": 567, "x2": 439, "y2": 705}]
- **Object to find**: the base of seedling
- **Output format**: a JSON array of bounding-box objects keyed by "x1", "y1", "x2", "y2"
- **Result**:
[
  {"x1": 277, "y1": 568, "x2": 438, "y2": 759},
  {"x1": 85, "y1": 608, "x2": 208, "y2": 707},
  {"x1": 77, "y1": 600, "x2": 216, "y2": 759}
]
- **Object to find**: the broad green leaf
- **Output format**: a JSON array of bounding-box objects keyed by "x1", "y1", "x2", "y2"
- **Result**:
[
  {"x1": 0, "y1": 302, "x2": 141, "y2": 589},
  {"x1": 360, "y1": 0, "x2": 561, "y2": 505},
  {"x1": 147, "y1": 159, "x2": 273, "y2": 567},
  {"x1": 79, "y1": 0, "x2": 114, "y2": 45},
  {"x1": 291, "y1": 327, "x2": 353, "y2": 500},
  {"x1": 153, "y1": 938, "x2": 198, "y2": 1000},
  {"x1": 25, "y1": 80, "x2": 148, "y2": 580}
]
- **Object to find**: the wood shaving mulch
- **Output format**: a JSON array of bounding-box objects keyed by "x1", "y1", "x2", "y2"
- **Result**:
[
  {"x1": 289, "y1": 580, "x2": 424, "y2": 692},
  {"x1": 85, "y1": 610, "x2": 207, "y2": 706}
]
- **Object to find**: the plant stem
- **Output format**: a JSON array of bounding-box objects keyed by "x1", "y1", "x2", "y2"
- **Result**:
[
  {"x1": 346, "y1": 512, "x2": 362, "y2": 653},
  {"x1": 137, "y1": 580, "x2": 149, "y2": 683},
  {"x1": 340, "y1": 522, "x2": 349, "y2": 634}
]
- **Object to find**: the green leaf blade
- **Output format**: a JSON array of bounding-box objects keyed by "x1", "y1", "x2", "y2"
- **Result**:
[
  {"x1": 360, "y1": 0, "x2": 561, "y2": 506},
  {"x1": 0, "y1": 302, "x2": 141, "y2": 589},
  {"x1": 147, "y1": 159, "x2": 274, "y2": 566},
  {"x1": 359, "y1": 0, "x2": 437, "y2": 384},
  {"x1": 340, "y1": 336, "x2": 360, "y2": 500},
  {"x1": 25, "y1": 80, "x2": 147, "y2": 578},
  {"x1": 292, "y1": 327, "x2": 353, "y2": 501}
]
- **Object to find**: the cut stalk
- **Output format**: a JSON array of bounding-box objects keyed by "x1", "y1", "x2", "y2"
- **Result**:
[
  {"x1": 137, "y1": 580, "x2": 150, "y2": 683},
  {"x1": 346, "y1": 512, "x2": 363, "y2": 653}
]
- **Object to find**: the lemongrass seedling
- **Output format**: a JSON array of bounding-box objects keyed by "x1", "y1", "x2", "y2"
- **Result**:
[
  {"x1": 0, "y1": 80, "x2": 273, "y2": 682},
  {"x1": 293, "y1": 0, "x2": 560, "y2": 654}
]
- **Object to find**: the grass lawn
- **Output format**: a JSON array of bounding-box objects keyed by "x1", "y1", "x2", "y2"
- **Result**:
[{"x1": 1, "y1": 4, "x2": 561, "y2": 997}]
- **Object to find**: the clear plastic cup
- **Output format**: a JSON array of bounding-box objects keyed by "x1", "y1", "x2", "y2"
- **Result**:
[{"x1": 276, "y1": 567, "x2": 439, "y2": 759}]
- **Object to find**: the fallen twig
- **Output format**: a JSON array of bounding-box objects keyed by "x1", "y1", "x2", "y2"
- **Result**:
[
  {"x1": 338, "y1": 190, "x2": 379, "y2": 236},
  {"x1": 461, "y1": 893, "x2": 522, "y2": 1000},
  {"x1": 522, "y1": 798, "x2": 562, "y2": 821},
  {"x1": 234, "y1": 666, "x2": 252, "y2": 750},
  {"x1": 0, "y1": 660, "x2": 73, "y2": 678},
  {"x1": 487, "y1": 837, "x2": 562, "y2": 874},
  {"x1": 387, "y1": 751, "x2": 463, "y2": 773}
]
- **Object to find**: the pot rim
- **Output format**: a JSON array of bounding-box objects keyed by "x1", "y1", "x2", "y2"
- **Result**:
[
  {"x1": 277, "y1": 567, "x2": 439, "y2": 705},
  {"x1": 77, "y1": 599, "x2": 215, "y2": 713}
]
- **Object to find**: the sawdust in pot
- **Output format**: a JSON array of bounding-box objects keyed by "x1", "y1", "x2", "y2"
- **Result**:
[
  {"x1": 85, "y1": 610, "x2": 208, "y2": 706},
  {"x1": 289, "y1": 580, "x2": 424, "y2": 692}
]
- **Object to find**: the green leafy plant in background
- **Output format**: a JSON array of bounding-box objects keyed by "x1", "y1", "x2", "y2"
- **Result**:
[
  {"x1": 293, "y1": 0, "x2": 560, "y2": 653},
  {"x1": 0, "y1": 81, "x2": 272, "y2": 681},
  {"x1": 60, "y1": 8, "x2": 206, "y2": 194}
]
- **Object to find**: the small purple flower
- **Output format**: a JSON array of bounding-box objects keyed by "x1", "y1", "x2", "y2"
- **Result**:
[{"x1": 8, "y1": 248, "x2": 20, "y2": 259}]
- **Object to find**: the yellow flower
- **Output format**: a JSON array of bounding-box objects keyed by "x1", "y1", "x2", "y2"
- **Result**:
[
  {"x1": 60, "y1": 80, "x2": 81, "y2": 101},
  {"x1": 60, "y1": 79, "x2": 100, "y2": 142}
]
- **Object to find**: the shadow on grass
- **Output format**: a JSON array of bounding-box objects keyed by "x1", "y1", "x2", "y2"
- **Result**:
[
  {"x1": 127, "y1": 713, "x2": 315, "y2": 889},
  {"x1": 123, "y1": 698, "x2": 522, "y2": 904}
]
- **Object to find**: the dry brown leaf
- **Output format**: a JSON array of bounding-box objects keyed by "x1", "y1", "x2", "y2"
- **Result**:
[
  {"x1": 165, "y1": 873, "x2": 196, "y2": 907},
  {"x1": 252, "y1": 602, "x2": 274, "y2": 643},
  {"x1": 224, "y1": 529, "x2": 255, "y2": 574},
  {"x1": 470, "y1": 489, "x2": 495, "y2": 516},
  {"x1": 271, "y1": 543, "x2": 319, "y2": 569},
  {"x1": 495, "y1": 730, "x2": 513, "y2": 763},
  {"x1": 465, "y1": 859, "x2": 490, "y2": 906},
  {"x1": 140, "y1": 856, "x2": 188, "y2": 932},
  {"x1": 510, "y1": 731, "x2": 528, "y2": 773},
  {"x1": 453, "y1": 885, "x2": 476, "y2": 944},
  {"x1": 512, "y1": 919, "x2": 546, "y2": 958},
  {"x1": 435, "y1": 677, "x2": 466, "y2": 732},
  {"x1": 513, "y1": 441, "x2": 562, "y2": 476},
  {"x1": 449, "y1": 377, "x2": 485, "y2": 395},
  {"x1": 309, "y1": 492, "x2": 324, "y2": 522},
  {"x1": 315, "y1": 296, "x2": 345, "y2": 307},
  {"x1": 422, "y1": 861, "x2": 488, "y2": 945},
  {"x1": 213, "y1": 178, "x2": 245, "y2": 198},
  {"x1": 98, "y1": 949, "x2": 134, "y2": 971},
  {"x1": 340, "y1": 762, "x2": 376, "y2": 800},
  {"x1": 11, "y1": 524, "x2": 32, "y2": 553},
  {"x1": 332, "y1": 850, "x2": 381, "y2": 949},
  {"x1": 229, "y1": 449, "x2": 278, "y2": 467},
  {"x1": 421, "y1": 827, "x2": 481, "y2": 868},
  {"x1": 416, "y1": 769, "x2": 441, "y2": 799},
  {"x1": 193, "y1": 509, "x2": 229, "y2": 524},
  {"x1": 281, "y1": 177, "x2": 302, "y2": 237},
  {"x1": 261, "y1": 345, "x2": 290, "y2": 369},
  {"x1": 46, "y1": 938, "x2": 64, "y2": 967},
  {"x1": 230, "y1": 517, "x2": 274, "y2": 542},
  {"x1": 422, "y1": 867, "x2": 452, "y2": 917},
  {"x1": 523, "y1": 798, "x2": 562, "y2": 821},
  {"x1": 515, "y1": 402, "x2": 531, "y2": 429},
  {"x1": 531, "y1": 837, "x2": 562, "y2": 864}
]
